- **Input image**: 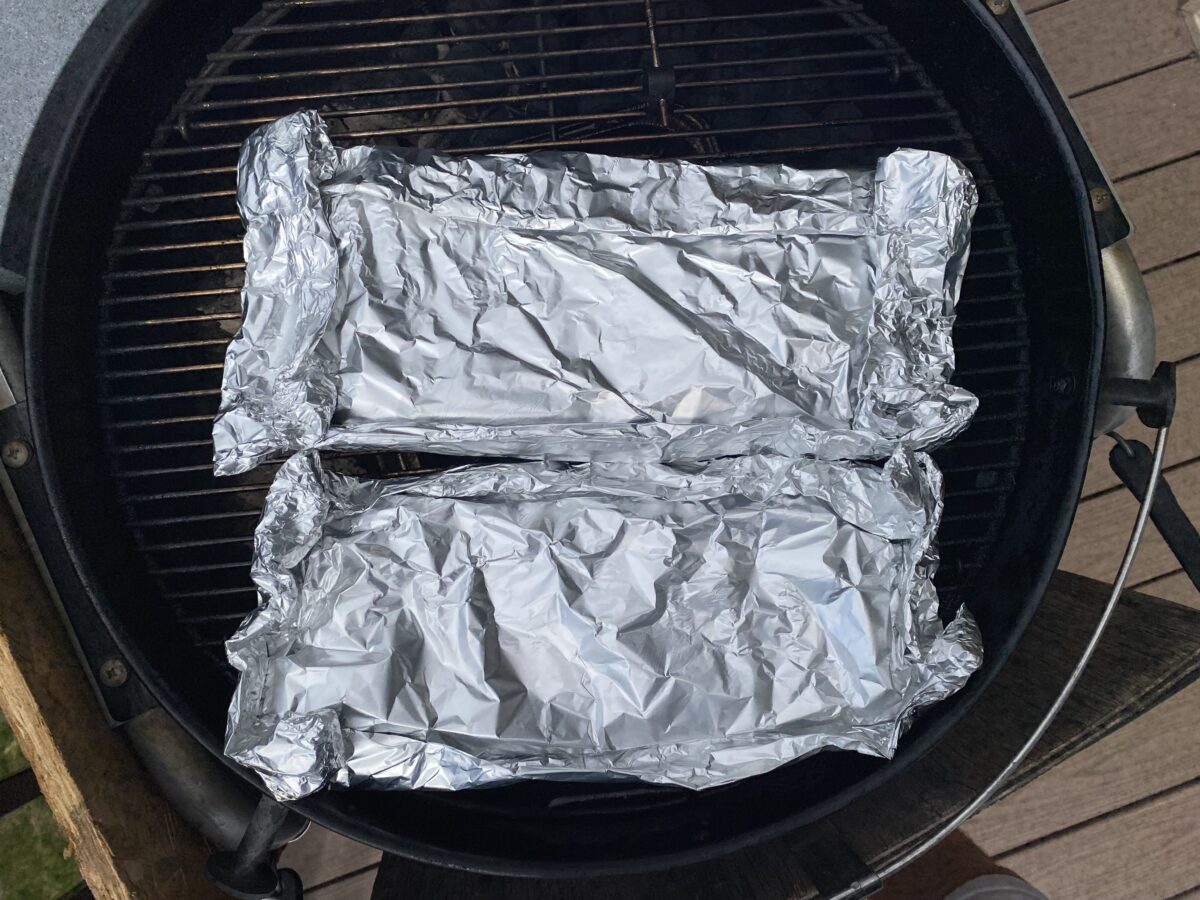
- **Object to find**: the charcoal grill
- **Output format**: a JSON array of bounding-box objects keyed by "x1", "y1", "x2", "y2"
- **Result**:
[{"x1": 2, "y1": 0, "x2": 1174, "y2": 889}]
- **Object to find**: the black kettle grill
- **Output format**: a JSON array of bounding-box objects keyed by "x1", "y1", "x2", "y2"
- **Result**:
[{"x1": 0, "y1": 0, "x2": 1191, "y2": 896}]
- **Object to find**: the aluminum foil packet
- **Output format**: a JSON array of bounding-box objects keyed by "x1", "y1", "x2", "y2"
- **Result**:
[
  {"x1": 225, "y1": 451, "x2": 981, "y2": 799},
  {"x1": 213, "y1": 111, "x2": 978, "y2": 475}
]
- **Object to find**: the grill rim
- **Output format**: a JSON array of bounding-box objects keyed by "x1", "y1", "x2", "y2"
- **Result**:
[{"x1": 14, "y1": 0, "x2": 1104, "y2": 877}]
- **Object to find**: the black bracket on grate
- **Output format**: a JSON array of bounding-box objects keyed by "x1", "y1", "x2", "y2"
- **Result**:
[{"x1": 643, "y1": 65, "x2": 675, "y2": 119}]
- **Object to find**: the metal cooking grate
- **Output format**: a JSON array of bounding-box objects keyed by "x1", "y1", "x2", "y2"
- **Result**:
[{"x1": 96, "y1": 0, "x2": 1029, "y2": 675}]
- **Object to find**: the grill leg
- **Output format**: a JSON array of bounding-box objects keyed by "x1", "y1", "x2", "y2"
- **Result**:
[{"x1": 206, "y1": 796, "x2": 303, "y2": 900}]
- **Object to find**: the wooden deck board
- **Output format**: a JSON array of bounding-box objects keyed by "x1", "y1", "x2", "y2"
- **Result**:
[
  {"x1": 1136, "y1": 569, "x2": 1200, "y2": 605},
  {"x1": 964, "y1": 681, "x2": 1200, "y2": 855},
  {"x1": 307, "y1": 868, "x2": 381, "y2": 900},
  {"x1": 1025, "y1": 0, "x2": 1192, "y2": 96},
  {"x1": 1123, "y1": 154, "x2": 1200, "y2": 272},
  {"x1": 995, "y1": 778, "x2": 1200, "y2": 900},
  {"x1": 1143, "y1": 255, "x2": 1200, "y2": 363},
  {"x1": 1070, "y1": 58, "x2": 1200, "y2": 179},
  {"x1": 279, "y1": 825, "x2": 382, "y2": 893},
  {"x1": 1021, "y1": 0, "x2": 1065, "y2": 14}
]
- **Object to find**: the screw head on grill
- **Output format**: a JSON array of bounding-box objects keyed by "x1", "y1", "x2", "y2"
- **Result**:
[
  {"x1": 2, "y1": 439, "x2": 31, "y2": 468},
  {"x1": 98, "y1": 657, "x2": 129, "y2": 688}
]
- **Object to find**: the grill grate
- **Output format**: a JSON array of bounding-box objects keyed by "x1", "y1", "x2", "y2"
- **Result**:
[{"x1": 96, "y1": 0, "x2": 1030, "y2": 674}]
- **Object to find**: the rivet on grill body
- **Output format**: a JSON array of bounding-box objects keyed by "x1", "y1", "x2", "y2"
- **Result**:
[
  {"x1": 2, "y1": 439, "x2": 31, "y2": 468},
  {"x1": 99, "y1": 657, "x2": 129, "y2": 688},
  {"x1": 1053, "y1": 373, "x2": 1077, "y2": 396},
  {"x1": 985, "y1": 0, "x2": 1011, "y2": 14}
]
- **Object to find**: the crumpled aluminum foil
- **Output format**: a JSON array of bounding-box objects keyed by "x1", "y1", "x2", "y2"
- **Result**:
[
  {"x1": 225, "y1": 451, "x2": 981, "y2": 799},
  {"x1": 213, "y1": 111, "x2": 978, "y2": 475}
]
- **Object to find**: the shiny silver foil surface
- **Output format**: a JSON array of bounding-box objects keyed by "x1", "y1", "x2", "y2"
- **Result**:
[
  {"x1": 213, "y1": 111, "x2": 978, "y2": 475},
  {"x1": 225, "y1": 451, "x2": 981, "y2": 799}
]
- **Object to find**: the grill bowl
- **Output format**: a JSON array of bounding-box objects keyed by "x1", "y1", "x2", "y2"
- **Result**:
[{"x1": 19, "y1": 0, "x2": 1102, "y2": 874}]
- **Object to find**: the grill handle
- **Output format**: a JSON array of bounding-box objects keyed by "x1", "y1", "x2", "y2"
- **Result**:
[{"x1": 1096, "y1": 240, "x2": 1157, "y2": 436}]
